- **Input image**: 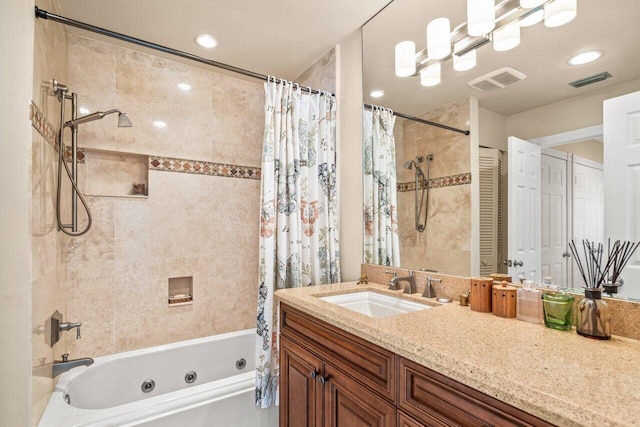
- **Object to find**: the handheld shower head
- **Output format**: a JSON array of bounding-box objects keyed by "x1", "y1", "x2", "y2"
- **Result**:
[
  {"x1": 117, "y1": 113, "x2": 132, "y2": 128},
  {"x1": 403, "y1": 160, "x2": 414, "y2": 170},
  {"x1": 65, "y1": 109, "x2": 133, "y2": 128}
]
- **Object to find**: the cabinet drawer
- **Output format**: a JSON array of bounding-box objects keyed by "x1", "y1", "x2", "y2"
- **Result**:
[
  {"x1": 281, "y1": 304, "x2": 396, "y2": 401},
  {"x1": 398, "y1": 358, "x2": 555, "y2": 427}
]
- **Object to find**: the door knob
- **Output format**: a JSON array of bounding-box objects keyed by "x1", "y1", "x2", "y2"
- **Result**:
[
  {"x1": 310, "y1": 370, "x2": 318, "y2": 379},
  {"x1": 513, "y1": 260, "x2": 524, "y2": 267},
  {"x1": 317, "y1": 375, "x2": 330, "y2": 385},
  {"x1": 563, "y1": 252, "x2": 571, "y2": 258}
]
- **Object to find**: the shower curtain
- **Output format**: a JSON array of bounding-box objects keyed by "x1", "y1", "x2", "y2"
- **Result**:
[
  {"x1": 363, "y1": 106, "x2": 400, "y2": 266},
  {"x1": 255, "y1": 79, "x2": 340, "y2": 408}
]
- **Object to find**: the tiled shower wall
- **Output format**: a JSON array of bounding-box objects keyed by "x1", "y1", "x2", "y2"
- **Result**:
[
  {"x1": 31, "y1": 0, "x2": 68, "y2": 421},
  {"x1": 61, "y1": 34, "x2": 265, "y2": 357},
  {"x1": 395, "y1": 97, "x2": 472, "y2": 276}
]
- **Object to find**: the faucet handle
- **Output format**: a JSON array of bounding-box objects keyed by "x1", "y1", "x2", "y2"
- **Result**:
[
  {"x1": 61, "y1": 353, "x2": 69, "y2": 362},
  {"x1": 384, "y1": 270, "x2": 397, "y2": 278}
]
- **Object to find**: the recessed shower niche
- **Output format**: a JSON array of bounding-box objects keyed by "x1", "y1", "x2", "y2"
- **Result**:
[{"x1": 84, "y1": 149, "x2": 149, "y2": 198}]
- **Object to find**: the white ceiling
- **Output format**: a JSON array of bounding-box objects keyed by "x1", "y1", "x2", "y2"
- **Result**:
[
  {"x1": 58, "y1": 0, "x2": 392, "y2": 81},
  {"x1": 363, "y1": 0, "x2": 640, "y2": 116}
]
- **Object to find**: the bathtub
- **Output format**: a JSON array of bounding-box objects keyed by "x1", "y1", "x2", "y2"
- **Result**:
[{"x1": 39, "y1": 329, "x2": 278, "y2": 427}]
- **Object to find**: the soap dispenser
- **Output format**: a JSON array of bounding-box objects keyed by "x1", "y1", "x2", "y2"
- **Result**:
[{"x1": 516, "y1": 280, "x2": 543, "y2": 324}]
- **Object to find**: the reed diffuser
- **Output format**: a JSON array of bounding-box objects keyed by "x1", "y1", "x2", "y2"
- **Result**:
[{"x1": 569, "y1": 239, "x2": 639, "y2": 340}]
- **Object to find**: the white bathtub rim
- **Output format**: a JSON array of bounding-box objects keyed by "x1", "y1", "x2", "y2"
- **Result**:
[
  {"x1": 40, "y1": 370, "x2": 256, "y2": 427},
  {"x1": 53, "y1": 328, "x2": 255, "y2": 392}
]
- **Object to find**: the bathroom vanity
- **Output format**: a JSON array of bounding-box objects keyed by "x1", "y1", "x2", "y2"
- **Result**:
[{"x1": 276, "y1": 282, "x2": 640, "y2": 426}]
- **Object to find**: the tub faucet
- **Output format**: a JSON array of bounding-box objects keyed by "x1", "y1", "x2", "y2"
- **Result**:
[
  {"x1": 423, "y1": 276, "x2": 442, "y2": 298},
  {"x1": 52, "y1": 353, "x2": 94, "y2": 377},
  {"x1": 391, "y1": 270, "x2": 417, "y2": 294},
  {"x1": 59, "y1": 321, "x2": 83, "y2": 339}
]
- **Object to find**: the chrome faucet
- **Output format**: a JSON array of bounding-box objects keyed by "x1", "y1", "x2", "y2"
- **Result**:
[
  {"x1": 423, "y1": 276, "x2": 442, "y2": 298},
  {"x1": 59, "y1": 321, "x2": 82, "y2": 339},
  {"x1": 52, "y1": 353, "x2": 94, "y2": 377},
  {"x1": 391, "y1": 270, "x2": 417, "y2": 294},
  {"x1": 385, "y1": 270, "x2": 399, "y2": 290}
]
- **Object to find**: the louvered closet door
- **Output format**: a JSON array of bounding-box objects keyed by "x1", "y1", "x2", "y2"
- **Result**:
[{"x1": 479, "y1": 148, "x2": 501, "y2": 276}]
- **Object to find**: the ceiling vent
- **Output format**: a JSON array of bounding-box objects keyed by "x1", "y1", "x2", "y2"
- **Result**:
[
  {"x1": 467, "y1": 67, "x2": 527, "y2": 92},
  {"x1": 569, "y1": 72, "x2": 612, "y2": 88}
]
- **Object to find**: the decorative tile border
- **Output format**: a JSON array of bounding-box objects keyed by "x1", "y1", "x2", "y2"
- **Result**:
[
  {"x1": 149, "y1": 156, "x2": 261, "y2": 180},
  {"x1": 397, "y1": 172, "x2": 472, "y2": 192},
  {"x1": 30, "y1": 102, "x2": 58, "y2": 149}
]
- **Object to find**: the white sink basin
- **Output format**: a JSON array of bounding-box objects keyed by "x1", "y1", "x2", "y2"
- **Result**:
[{"x1": 318, "y1": 291, "x2": 431, "y2": 318}]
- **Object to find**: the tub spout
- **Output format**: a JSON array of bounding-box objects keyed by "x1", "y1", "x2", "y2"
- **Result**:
[{"x1": 52, "y1": 353, "x2": 93, "y2": 377}]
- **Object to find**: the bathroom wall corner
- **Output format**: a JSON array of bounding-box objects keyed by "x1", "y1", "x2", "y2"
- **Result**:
[
  {"x1": 336, "y1": 30, "x2": 364, "y2": 281},
  {"x1": 0, "y1": 0, "x2": 35, "y2": 426},
  {"x1": 469, "y1": 96, "x2": 481, "y2": 276}
]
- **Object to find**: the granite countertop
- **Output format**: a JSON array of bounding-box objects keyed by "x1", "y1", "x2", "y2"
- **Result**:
[{"x1": 275, "y1": 282, "x2": 640, "y2": 427}]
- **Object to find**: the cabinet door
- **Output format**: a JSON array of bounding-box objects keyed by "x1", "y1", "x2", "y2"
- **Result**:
[
  {"x1": 323, "y1": 363, "x2": 396, "y2": 427},
  {"x1": 280, "y1": 335, "x2": 323, "y2": 427}
]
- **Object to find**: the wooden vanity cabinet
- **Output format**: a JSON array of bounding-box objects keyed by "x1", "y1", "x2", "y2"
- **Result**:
[
  {"x1": 398, "y1": 358, "x2": 555, "y2": 427},
  {"x1": 280, "y1": 303, "x2": 555, "y2": 427},
  {"x1": 280, "y1": 304, "x2": 396, "y2": 427}
]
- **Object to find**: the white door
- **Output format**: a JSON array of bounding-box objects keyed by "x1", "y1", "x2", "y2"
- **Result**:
[
  {"x1": 604, "y1": 90, "x2": 640, "y2": 299},
  {"x1": 508, "y1": 136, "x2": 541, "y2": 282},
  {"x1": 572, "y1": 156, "x2": 604, "y2": 287},
  {"x1": 540, "y1": 150, "x2": 568, "y2": 287}
]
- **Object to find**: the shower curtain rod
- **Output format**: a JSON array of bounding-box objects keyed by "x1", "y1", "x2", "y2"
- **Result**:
[
  {"x1": 34, "y1": 7, "x2": 325, "y2": 94},
  {"x1": 35, "y1": 7, "x2": 470, "y2": 136},
  {"x1": 364, "y1": 104, "x2": 470, "y2": 135}
]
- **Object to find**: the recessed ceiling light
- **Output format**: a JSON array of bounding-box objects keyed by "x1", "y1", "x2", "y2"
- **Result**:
[
  {"x1": 153, "y1": 120, "x2": 167, "y2": 128},
  {"x1": 177, "y1": 83, "x2": 192, "y2": 91},
  {"x1": 568, "y1": 51, "x2": 602, "y2": 66},
  {"x1": 370, "y1": 90, "x2": 385, "y2": 98},
  {"x1": 78, "y1": 107, "x2": 91, "y2": 115},
  {"x1": 195, "y1": 34, "x2": 217, "y2": 48}
]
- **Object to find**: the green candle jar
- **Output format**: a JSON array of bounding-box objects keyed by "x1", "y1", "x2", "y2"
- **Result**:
[{"x1": 542, "y1": 292, "x2": 575, "y2": 331}]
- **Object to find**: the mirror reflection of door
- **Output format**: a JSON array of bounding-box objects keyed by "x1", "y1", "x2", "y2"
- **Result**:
[{"x1": 507, "y1": 136, "x2": 541, "y2": 283}]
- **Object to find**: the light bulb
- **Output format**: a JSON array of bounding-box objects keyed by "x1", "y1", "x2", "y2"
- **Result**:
[
  {"x1": 420, "y1": 63, "x2": 441, "y2": 87},
  {"x1": 568, "y1": 51, "x2": 602, "y2": 66},
  {"x1": 493, "y1": 22, "x2": 521, "y2": 51},
  {"x1": 544, "y1": 0, "x2": 577, "y2": 27},
  {"x1": 426, "y1": 18, "x2": 451, "y2": 60},
  {"x1": 453, "y1": 49, "x2": 477, "y2": 71},
  {"x1": 467, "y1": 0, "x2": 496, "y2": 36},
  {"x1": 395, "y1": 41, "x2": 416, "y2": 77}
]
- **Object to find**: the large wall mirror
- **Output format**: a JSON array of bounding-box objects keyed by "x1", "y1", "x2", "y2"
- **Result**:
[{"x1": 362, "y1": 0, "x2": 640, "y2": 296}]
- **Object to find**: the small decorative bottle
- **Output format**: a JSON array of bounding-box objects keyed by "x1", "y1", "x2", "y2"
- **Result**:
[
  {"x1": 516, "y1": 280, "x2": 543, "y2": 324},
  {"x1": 542, "y1": 291, "x2": 575, "y2": 331},
  {"x1": 576, "y1": 288, "x2": 611, "y2": 340}
]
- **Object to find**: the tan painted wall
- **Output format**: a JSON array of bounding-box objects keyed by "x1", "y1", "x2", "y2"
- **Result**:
[
  {"x1": 479, "y1": 107, "x2": 507, "y2": 151},
  {"x1": 506, "y1": 78, "x2": 640, "y2": 140},
  {"x1": 553, "y1": 139, "x2": 603, "y2": 164},
  {"x1": 336, "y1": 31, "x2": 363, "y2": 281},
  {"x1": 1, "y1": 1, "x2": 34, "y2": 426}
]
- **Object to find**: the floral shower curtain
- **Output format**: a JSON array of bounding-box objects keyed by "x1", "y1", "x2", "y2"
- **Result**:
[
  {"x1": 255, "y1": 79, "x2": 340, "y2": 408},
  {"x1": 363, "y1": 106, "x2": 400, "y2": 266}
]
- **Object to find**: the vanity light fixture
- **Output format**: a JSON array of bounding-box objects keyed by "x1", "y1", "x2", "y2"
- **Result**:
[
  {"x1": 195, "y1": 34, "x2": 217, "y2": 48},
  {"x1": 544, "y1": 0, "x2": 577, "y2": 27},
  {"x1": 395, "y1": 0, "x2": 576, "y2": 88},
  {"x1": 467, "y1": 0, "x2": 495, "y2": 37},
  {"x1": 420, "y1": 63, "x2": 441, "y2": 87},
  {"x1": 519, "y1": 9, "x2": 544, "y2": 27},
  {"x1": 568, "y1": 50, "x2": 602, "y2": 66},
  {"x1": 520, "y1": 0, "x2": 546, "y2": 8},
  {"x1": 493, "y1": 21, "x2": 521, "y2": 51},
  {"x1": 177, "y1": 82, "x2": 192, "y2": 91},
  {"x1": 395, "y1": 41, "x2": 416, "y2": 77},
  {"x1": 426, "y1": 18, "x2": 451, "y2": 60},
  {"x1": 370, "y1": 90, "x2": 385, "y2": 98},
  {"x1": 153, "y1": 120, "x2": 167, "y2": 128}
]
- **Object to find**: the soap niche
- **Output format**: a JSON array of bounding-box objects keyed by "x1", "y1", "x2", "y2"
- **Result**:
[
  {"x1": 84, "y1": 149, "x2": 149, "y2": 198},
  {"x1": 168, "y1": 276, "x2": 193, "y2": 306}
]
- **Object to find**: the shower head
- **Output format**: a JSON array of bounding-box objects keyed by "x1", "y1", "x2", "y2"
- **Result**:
[
  {"x1": 403, "y1": 160, "x2": 414, "y2": 170},
  {"x1": 65, "y1": 109, "x2": 133, "y2": 128},
  {"x1": 403, "y1": 159, "x2": 425, "y2": 175},
  {"x1": 117, "y1": 113, "x2": 132, "y2": 128}
]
